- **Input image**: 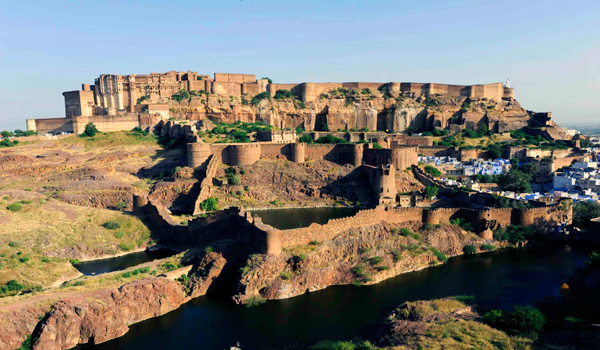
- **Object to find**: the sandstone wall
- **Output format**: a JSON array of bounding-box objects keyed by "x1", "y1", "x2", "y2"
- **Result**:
[
  {"x1": 192, "y1": 155, "x2": 220, "y2": 215},
  {"x1": 71, "y1": 115, "x2": 141, "y2": 134},
  {"x1": 28, "y1": 117, "x2": 74, "y2": 134}
]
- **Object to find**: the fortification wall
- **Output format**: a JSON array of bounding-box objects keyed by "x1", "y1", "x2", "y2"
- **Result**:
[
  {"x1": 418, "y1": 146, "x2": 452, "y2": 157},
  {"x1": 71, "y1": 115, "x2": 141, "y2": 134},
  {"x1": 28, "y1": 118, "x2": 73, "y2": 134},
  {"x1": 193, "y1": 155, "x2": 220, "y2": 215},
  {"x1": 260, "y1": 143, "x2": 292, "y2": 160},
  {"x1": 392, "y1": 146, "x2": 419, "y2": 170}
]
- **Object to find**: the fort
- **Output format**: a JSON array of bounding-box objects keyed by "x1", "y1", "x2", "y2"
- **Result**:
[
  {"x1": 30, "y1": 71, "x2": 574, "y2": 138},
  {"x1": 134, "y1": 195, "x2": 572, "y2": 257}
]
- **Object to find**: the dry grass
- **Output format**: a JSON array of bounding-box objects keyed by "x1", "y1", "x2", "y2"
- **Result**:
[
  {"x1": 0, "y1": 192, "x2": 151, "y2": 288},
  {"x1": 387, "y1": 298, "x2": 533, "y2": 350},
  {"x1": 57, "y1": 131, "x2": 160, "y2": 149}
]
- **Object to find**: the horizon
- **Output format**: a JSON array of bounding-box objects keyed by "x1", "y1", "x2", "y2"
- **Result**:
[{"x1": 1, "y1": 0, "x2": 599, "y2": 131}]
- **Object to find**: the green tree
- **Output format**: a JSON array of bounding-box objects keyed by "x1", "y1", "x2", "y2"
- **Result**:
[
  {"x1": 200, "y1": 197, "x2": 219, "y2": 211},
  {"x1": 171, "y1": 90, "x2": 190, "y2": 118},
  {"x1": 487, "y1": 143, "x2": 503, "y2": 159},
  {"x1": 251, "y1": 92, "x2": 271, "y2": 106},
  {"x1": 573, "y1": 201, "x2": 600, "y2": 230},
  {"x1": 1, "y1": 130, "x2": 14, "y2": 138},
  {"x1": 424, "y1": 186, "x2": 439, "y2": 199},
  {"x1": 424, "y1": 165, "x2": 441, "y2": 177},
  {"x1": 82, "y1": 122, "x2": 98, "y2": 137},
  {"x1": 497, "y1": 170, "x2": 532, "y2": 193}
]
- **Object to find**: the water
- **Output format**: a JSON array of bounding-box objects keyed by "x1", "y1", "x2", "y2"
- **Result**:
[
  {"x1": 249, "y1": 207, "x2": 360, "y2": 229},
  {"x1": 76, "y1": 245, "x2": 588, "y2": 350},
  {"x1": 74, "y1": 249, "x2": 178, "y2": 275}
]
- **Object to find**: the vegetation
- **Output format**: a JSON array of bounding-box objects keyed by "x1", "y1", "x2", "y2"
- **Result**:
[
  {"x1": 450, "y1": 217, "x2": 473, "y2": 232},
  {"x1": 494, "y1": 225, "x2": 537, "y2": 244},
  {"x1": 103, "y1": 221, "x2": 121, "y2": 230},
  {"x1": 463, "y1": 244, "x2": 477, "y2": 254},
  {"x1": 484, "y1": 305, "x2": 545, "y2": 336},
  {"x1": 481, "y1": 244, "x2": 496, "y2": 251},
  {"x1": 423, "y1": 165, "x2": 441, "y2": 177},
  {"x1": 573, "y1": 200, "x2": 600, "y2": 230},
  {"x1": 510, "y1": 128, "x2": 568, "y2": 150},
  {"x1": 299, "y1": 134, "x2": 313, "y2": 143},
  {"x1": 136, "y1": 95, "x2": 150, "y2": 104},
  {"x1": 245, "y1": 295, "x2": 267, "y2": 307},
  {"x1": 398, "y1": 228, "x2": 420, "y2": 240},
  {"x1": 311, "y1": 338, "x2": 378, "y2": 350},
  {"x1": 81, "y1": 122, "x2": 98, "y2": 137},
  {"x1": 6, "y1": 203, "x2": 23, "y2": 212},
  {"x1": 261, "y1": 77, "x2": 273, "y2": 84},
  {"x1": 430, "y1": 247, "x2": 448, "y2": 263},
  {"x1": 0, "y1": 139, "x2": 19, "y2": 148},
  {"x1": 0, "y1": 279, "x2": 42, "y2": 297},
  {"x1": 251, "y1": 91, "x2": 271, "y2": 106},
  {"x1": 314, "y1": 135, "x2": 349, "y2": 144},
  {"x1": 273, "y1": 89, "x2": 296, "y2": 100},
  {"x1": 497, "y1": 169, "x2": 532, "y2": 193},
  {"x1": 423, "y1": 186, "x2": 438, "y2": 200},
  {"x1": 200, "y1": 197, "x2": 219, "y2": 211}
]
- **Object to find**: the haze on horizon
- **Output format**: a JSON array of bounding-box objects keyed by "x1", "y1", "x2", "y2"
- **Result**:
[{"x1": 0, "y1": 0, "x2": 599, "y2": 131}]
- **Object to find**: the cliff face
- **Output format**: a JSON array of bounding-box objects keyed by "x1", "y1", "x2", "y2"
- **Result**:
[
  {"x1": 235, "y1": 222, "x2": 485, "y2": 302},
  {"x1": 0, "y1": 252, "x2": 226, "y2": 350},
  {"x1": 163, "y1": 92, "x2": 528, "y2": 133}
]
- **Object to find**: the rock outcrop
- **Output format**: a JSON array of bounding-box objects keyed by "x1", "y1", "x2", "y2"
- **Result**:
[
  {"x1": 235, "y1": 222, "x2": 484, "y2": 302},
  {"x1": 0, "y1": 252, "x2": 226, "y2": 350}
]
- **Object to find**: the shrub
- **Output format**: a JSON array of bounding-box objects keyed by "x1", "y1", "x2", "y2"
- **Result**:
[
  {"x1": 299, "y1": 134, "x2": 313, "y2": 143},
  {"x1": 423, "y1": 186, "x2": 438, "y2": 200},
  {"x1": 70, "y1": 259, "x2": 80, "y2": 265},
  {"x1": 424, "y1": 165, "x2": 441, "y2": 177},
  {"x1": 103, "y1": 221, "x2": 121, "y2": 230},
  {"x1": 161, "y1": 262, "x2": 181, "y2": 271},
  {"x1": 273, "y1": 89, "x2": 295, "y2": 100},
  {"x1": 463, "y1": 244, "x2": 477, "y2": 255},
  {"x1": 116, "y1": 201, "x2": 127, "y2": 210},
  {"x1": 245, "y1": 295, "x2": 267, "y2": 308},
  {"x1": 391, "y1": 249, "x2": 403, "y2": 262},
  {"x1": 314, "y1": 135, "x2": 348, "y2": 144},
  {"x1": 228, "y1": 174, "x2": 241, "y2": 185},
  {"x1": 493, "y1": 225, "x2": 537, "y2": 244},
  {"x1": 484, "y1": 305, "x2": 545, "y2": 335},
  {"x1": 372, "y1": 143, "x2": 383, "y2": 149},
  {"x1": 352, "y1": 264, "x2": 367, "y2": 278},
  {"x1": 430, "y1": 247, "x2": 448, "y2": 263},
  {"x1": 481, "y1": 244, "x2": 496, "y2": 251},
  {"x1": 81, "y1": 122, "x2": 98, "y2": 137},
  {"x1": 296, "y1": 254, "x2": 306, "y2": 262},
  {"x1": 365, "y1": 256, "x2": 383, "y2": 265},
  {"x1": 251, "y1": 91, "x2": 271, "y2": 106},
  {"x1": 200, "y1": 197, "x2": 219, "y2": 211},
  {"x1": 573, "y1": 201, "x2": 600, "y2": 230},
  {"x1": 119, "y1": 243, "x2": 134, "y2": 251},
  {"x1": 114, "y1": 231, "x2": 124, "y2": 239},
  {"x1": 450, "y1": 218, "x2": 473, "y2": 232},
  {"x1": 19, "y1": 257, "x2": 29, "y2": 263},
  {"x1": 280, "y1": 271, "x2": 292, "y2": 280},
  {"x1": 7, "y1": 203, "x2": 23, "y2": 212}
]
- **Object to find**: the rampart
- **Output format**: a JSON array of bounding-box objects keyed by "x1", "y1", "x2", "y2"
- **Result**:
[
  {"x1": 192, "y1": 155, "x2": 220, "y2": 215},
  {"x1": 238, "y1": 198, "x2": 571, "y2": 255}
]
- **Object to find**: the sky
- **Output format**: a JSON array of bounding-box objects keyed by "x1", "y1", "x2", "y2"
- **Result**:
[{"x1": 1, "y1": 0, "x2": 599, "y2": 131}]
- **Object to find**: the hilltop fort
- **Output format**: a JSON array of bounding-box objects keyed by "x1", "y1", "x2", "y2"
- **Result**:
[{"x1": 26, "y1": 71, "x2": 571, "y2": 141}]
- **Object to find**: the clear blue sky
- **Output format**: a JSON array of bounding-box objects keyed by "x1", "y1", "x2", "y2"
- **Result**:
[{"x1": 1, "y1": 0, "x2": 599, "y2": 130}]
